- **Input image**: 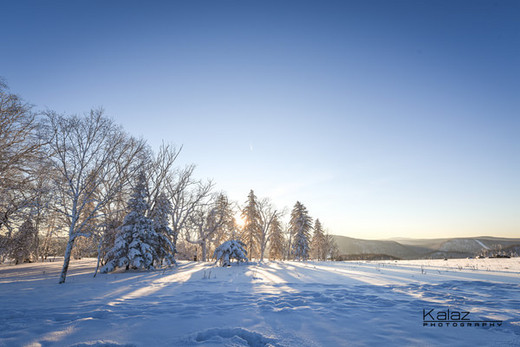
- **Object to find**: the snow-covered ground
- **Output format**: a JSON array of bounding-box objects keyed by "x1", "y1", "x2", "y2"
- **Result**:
[{"x1": 1, "y1": 258, "x2": 519, "y2": 346}]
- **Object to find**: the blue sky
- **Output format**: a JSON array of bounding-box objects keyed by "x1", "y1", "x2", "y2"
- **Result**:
[{"x1": 2, "y1": 0, "x2": 519, "y2": 239}]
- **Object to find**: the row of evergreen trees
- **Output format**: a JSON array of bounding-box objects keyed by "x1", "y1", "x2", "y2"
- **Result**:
[
  {"x1": 100, "y1": 184, "x2": 337, "y2": 273},
  {"x1": 240, "y1": 190, "x2": 337, "y2": 263}
]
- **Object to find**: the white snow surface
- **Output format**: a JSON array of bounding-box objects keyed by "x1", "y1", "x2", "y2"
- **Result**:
[{"x1": 1, "y1": 258, "x2": 519, "y2": 346}]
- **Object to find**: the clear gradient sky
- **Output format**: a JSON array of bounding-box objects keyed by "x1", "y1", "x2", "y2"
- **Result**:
[{"x1": 1, "y1": 1, "x2": 519, "y2": 239}]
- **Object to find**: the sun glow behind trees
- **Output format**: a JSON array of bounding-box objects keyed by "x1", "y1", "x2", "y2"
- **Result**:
[
  {"x1": 0, "y1": 80, "x2": 340, "y2": 283},
  {"x1": 235, "y1": 214, "x2": 246, "y2": 230}
]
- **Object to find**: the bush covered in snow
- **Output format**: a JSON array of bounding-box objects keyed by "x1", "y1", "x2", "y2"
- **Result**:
[
  {"x1": 10, "y1": 218, "x2": 37, "y2": 264},
  {"x1": 213, "y1": 239, "x2": 248, "y2": 266},
  {"x1": 101, "y1": 172, "x2": 175, "y2": 273}
]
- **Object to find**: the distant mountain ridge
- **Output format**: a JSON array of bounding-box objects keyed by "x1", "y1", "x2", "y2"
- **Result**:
[{"x1": 332, "y1": 235, "x2": 520, "y2": 260}]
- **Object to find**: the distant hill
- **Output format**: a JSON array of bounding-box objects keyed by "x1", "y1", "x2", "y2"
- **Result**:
[
  {"x1": 332, "y1": 235, "x2": 520, "y2": 260},
  {"x1": 331, "y1": 236, "x2": 421, "y2": 259}
]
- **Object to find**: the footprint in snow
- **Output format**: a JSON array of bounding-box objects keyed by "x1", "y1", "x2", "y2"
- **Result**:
[{"x1": 182, "y1": 327, "x2": 280, "y2": 347}]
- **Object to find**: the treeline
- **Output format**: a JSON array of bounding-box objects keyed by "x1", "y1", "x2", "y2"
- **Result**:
[{"x1": 0, "y1": 80, "x2": 338, "y2": 283}]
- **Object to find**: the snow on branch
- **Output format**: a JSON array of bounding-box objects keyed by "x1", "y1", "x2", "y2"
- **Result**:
[{"x1": 214, "y1": 239, "x2": 248, "y2": 267}]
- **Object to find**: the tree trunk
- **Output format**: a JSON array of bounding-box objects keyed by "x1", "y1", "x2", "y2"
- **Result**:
[
  {"x1": 287, "y1": 235, "x2": 292, "y2": 261},
  {"x1": 59, "y1": 235, "x2": 75, "y2": 284},
  {"x1": 93, "y1": 234, "x2": 104, "y2": 277},
  {"x1": 201, "y1": 240, "x2": 207, "y2": 262},
  {"x1": 259, "y1": 237, "x2": 265, "y2": 262}
]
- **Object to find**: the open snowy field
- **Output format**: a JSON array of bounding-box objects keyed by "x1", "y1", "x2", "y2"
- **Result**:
[{"x1": 1, "y1": 258, "x2": 519, "y2": 346}]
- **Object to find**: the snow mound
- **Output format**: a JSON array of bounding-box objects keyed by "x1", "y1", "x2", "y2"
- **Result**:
[
  {"x1": 187, "y1": 327, "x2": 279, "y2": 346},
  {"x1": 69, "y1": 341, "x2": 136, "y2": 347}
]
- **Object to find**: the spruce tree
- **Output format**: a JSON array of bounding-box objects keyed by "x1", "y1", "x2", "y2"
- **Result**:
[
  {"x1": 310, "y1": 219, "x2": 326, "y2": 260},
  {"x1": 212, "y1": 194, "x2": 236, "y2": 255},
  {"x1": 102, "y1": 172, "x2": 173, "y2": 273},
  {"x1": 240, "y1": 190, "x2": 261, "y2": 260},
  {"x1": 268, "y1": 215, "x2": 285, "y2": 260},
  {"x1": 11, "y1": 218, "x2": 37, "y2": 264},
  {"x1": 150, "y1": 192, "x2": 176, "y2": 266},
  {"x1": 289, "y1": 201, "x2": 312, "y2": 261},
  {"x1": 214, "y1": 239, "x2": 248, "y2": 266}
]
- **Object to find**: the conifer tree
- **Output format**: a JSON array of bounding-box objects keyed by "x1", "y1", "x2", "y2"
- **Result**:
[
  {"x1": 240, "y1": 190, "x2": 261, "y2": 259},
  {"x1": 214, "y1": 239, "x2": 248, "y2": 266},
  {"x1": 289, "y1": 201, "x2": 312, "y2": 261},
  {"x1": 310, "y1": 219, "x2": 326, "y2": 260},
  {"x1": 11, "y1": 218, "x2": 37, "y2": 264},
  {"x1": 150, "y1": 192, "x2": 176, "y2": 266},
  {"x1": 268, "y1": 215, "x2": 285, "y2": 260},
  {"x1": 211, "y1": 193, "x2": 236, "y2": 256},
  {"x1": 101, "y1": 172, "x2": 173, "y2": 273}
]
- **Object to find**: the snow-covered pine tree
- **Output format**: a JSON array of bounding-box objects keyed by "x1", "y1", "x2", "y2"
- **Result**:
[
  {"x1": 214, "y1": 239, "x2": 248, "y2": 266},
  {"x1": 241, "y1": 190, "x2": 262, "y2": 260},
  {"x1": 11, "y1": 218, "x2": 37, "y2": 264},
  {"x1": 268, "y1": 215, "x2": 285, "y2": 260},
  {"x1": 289, "y1": 201, "x2": 312, "y2": 261},
  {"x1": 310, "y1": 219, "x2": 326, "y2": 260},
  {"x1": 210, "y1": 193, "x2": 235, "y2": 257},
  {"x1": 150, "y1": 192, "x2": 176, "y2": 267},
  {"x1": 101, "y1": 172, "x2": 170, "y2": 273}
]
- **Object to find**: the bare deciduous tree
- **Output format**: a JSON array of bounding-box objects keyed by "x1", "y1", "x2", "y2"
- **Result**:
[
  {"x1": 0, "y1": 80, "x2": 42, "y2": 236},
  {"x1": 185, "y1": 194, "x2": 227, "y2": 262},
  {"x1": 324, "y1": 232, "x2": 339, "y2": 260},
  {"x1": 44, "y1": 109, "x2": 146, "y2": 283},
  {"x1": 145, "y1": 143, "x2": 181, "y2": 212},
  {"x1": 257, "y1": 198, "x2": 283, "y2": 262},
  {"x1": 166, "y1": 165, "x2": 213, "y2": 247}
]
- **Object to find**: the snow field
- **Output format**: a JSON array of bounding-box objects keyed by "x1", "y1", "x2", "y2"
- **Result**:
[{"x1": 0, "y1": 258, "x2": 519, "y2": 346}]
